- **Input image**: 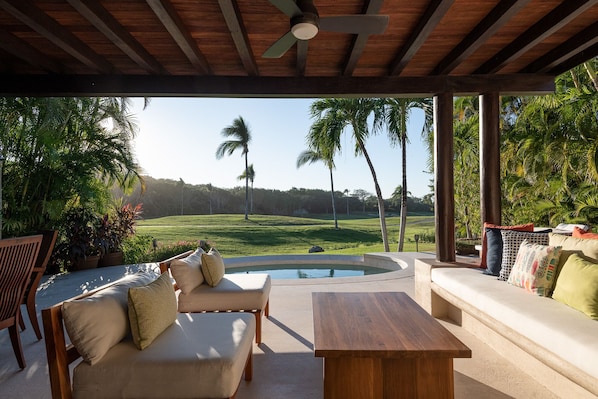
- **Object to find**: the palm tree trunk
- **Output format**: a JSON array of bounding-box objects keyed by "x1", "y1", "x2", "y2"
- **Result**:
[
  {"x1": 356, "y1": 138, "x2": 390, "y2": 251},
  {"x1": 250, "y1": 180, "x2": 254, "y2": 214},
  {"x1": 244, "y1": 153, "x2": 249, "y2": 220},
  {"x1": 398, "y1": 131, "x2": 408, "y2": 252},
  {"x1": 329, "y1": 167, "x2": 338, "y2": 229}
]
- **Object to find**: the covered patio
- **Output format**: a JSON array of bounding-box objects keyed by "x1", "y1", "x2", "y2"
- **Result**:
[{"x1": 0, "y1": 1, "x2": 596, "y2": 397}]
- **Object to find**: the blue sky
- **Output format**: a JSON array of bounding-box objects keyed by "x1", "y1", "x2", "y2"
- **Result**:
[{"x1": 130, "y1": 98, "x2": 432, "y2": 199}]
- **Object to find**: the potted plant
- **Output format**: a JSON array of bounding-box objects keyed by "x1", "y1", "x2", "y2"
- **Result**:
[
  {"x1": 54, "y1": 207, "x2": 102, "y2": 271},
  {"x1": 97, "y1": 203, "x2": 142, "y2": 267}
]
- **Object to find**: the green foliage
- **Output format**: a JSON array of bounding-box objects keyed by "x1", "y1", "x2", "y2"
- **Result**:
[
  {"x1": 121, "y1": 234, "x2": 155, "y2": 264},
  {"x1": 0, "y1": 97, "x2": 141, "y2": 237}
]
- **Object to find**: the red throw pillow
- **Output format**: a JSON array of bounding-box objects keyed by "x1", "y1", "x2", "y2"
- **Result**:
[
  {"x1": 479, "y1": 222, "x2": 534, "y2": 268},
  {"x1": 572, "y1": 226, "x2": 598, "y2": 239}
]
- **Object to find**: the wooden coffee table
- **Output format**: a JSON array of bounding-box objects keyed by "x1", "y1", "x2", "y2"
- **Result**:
[{"x1": 312, "y1": 292, "x2": 471, "y2": 399}]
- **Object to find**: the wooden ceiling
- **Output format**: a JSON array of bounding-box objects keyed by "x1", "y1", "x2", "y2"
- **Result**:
[{"x1": 0, "y1": 0, "x2": 596, "y2": 97}]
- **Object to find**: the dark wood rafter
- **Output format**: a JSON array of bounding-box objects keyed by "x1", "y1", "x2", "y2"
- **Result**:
[
  {"x1": 389, "y1": 0, "x2": 455, "y2": 76},
  {"x1": 66, "y1": 0, "x2": 165, "y2": 75},
  {"x1": 218, "y1": 0, "x2": 258, "y2": 77},
  {"x1": 0, "y1": 73, "x2": 556, "y2": 97},
  {"x1": 145, "y1": 0, "x2": 211, "y2": 74},
  {"x1": 0, "y1": 28, "x2": 64, "y2": 73},
  {"x1": 0, "y1": 0, "x2": 114, "y2": 73},
  {"x1": 521, "y1": 22, "x2": 598, "y2": 74},
  {"x1": 297, "y1": 40, "x2": 308, "y2": 76},
  {"x1": 343, "y1": 0, "x2": 384, "y2": 77},
  {"x1": 433, "y1": 0, "x2": 531, "y2": 76},
  {"x1": 549, "y1": 42, "x2": 598, "y2": 76},
  {"x1": 475, "y1": 0, "x2": 598, "y2": 74}
]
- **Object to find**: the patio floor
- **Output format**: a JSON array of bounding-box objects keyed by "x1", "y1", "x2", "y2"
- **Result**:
[{"x1": 0, "y1": 252, "x2": 560, "y2": 399}]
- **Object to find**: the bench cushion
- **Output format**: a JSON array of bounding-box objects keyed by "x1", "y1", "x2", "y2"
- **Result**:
[
  {"x1": 178, "y1": 273, "x2": 271, "y2": 313},
  {"x1": 431, "y1": 267, "x2": 598, "y2": 381},
  {"x1": 72, "y1": 312, "x2": 255, "y2": 399}
]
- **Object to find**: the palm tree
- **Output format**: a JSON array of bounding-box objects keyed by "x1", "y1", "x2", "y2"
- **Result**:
[
  {"x1": 384, "y1": 98, "x2": 433, "y2": 251},
  {"x1": 310, "y1": 98, "x2": 390, "y2": 251},
  {"x1": 297, "y1": 147, "x2": 339, "y2": 229},
  {"x1": 238, "y1": 164, "x2": 255, "y2": 214},
  {"x1": 0, "y1": 97, "x2": 142, "y2": 236},
  {"x1": 215, "y1": 116, "x2": 252, "y2": 220}
]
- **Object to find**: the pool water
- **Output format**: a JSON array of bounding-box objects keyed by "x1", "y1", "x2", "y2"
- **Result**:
[{"x1": 228, "y1": 264, "x2": 389, "y2": 279}]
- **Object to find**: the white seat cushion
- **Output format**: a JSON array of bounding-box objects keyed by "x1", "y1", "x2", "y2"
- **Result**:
[
  {"x1": 431, "y1": 267, "x2": 598, "y2": 381},
  {"x1": 178, "y1": 273, "x2": 271, "y2": 313},
  {"x1": 72, "y1": 312, "x2": 255, "y2": 399}
]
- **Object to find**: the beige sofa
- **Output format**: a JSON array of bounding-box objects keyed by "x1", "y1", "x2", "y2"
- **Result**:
[
  {"x1": 42, "y1": 273, "x2": 255, "y2": 399},
  {"x1": 160, "y1": 250, "x2": 271, "y2": 344},
  {"x1": 415, "y1": 233, "x2": 598, "y2": 398}
]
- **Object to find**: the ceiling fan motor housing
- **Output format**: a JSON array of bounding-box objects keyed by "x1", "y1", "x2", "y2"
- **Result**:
[{"x1": 291, "y1": 12, "x2": 319, "y2": 40}]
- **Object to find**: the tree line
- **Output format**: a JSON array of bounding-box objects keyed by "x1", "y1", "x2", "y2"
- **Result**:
[{"x1": 118, "y1": 176, "x2": 433, "y2": 219}]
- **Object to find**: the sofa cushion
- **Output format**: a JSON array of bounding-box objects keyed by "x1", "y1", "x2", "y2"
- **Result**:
[
  {"x1": 480, "y1": 222, "x2": 534, "y2": 268},
  {"x1": 169, "y1": 247, "x2": 204, "y2": 294},
  {"x1": 572, "y1": 226, "x2": 598, "y2": 240},
  {"x1": 552, "y1": 254, "x2": 598, "y2": 319},
  {"x1": 431, "y1": 267, "x2": 598, "y2": 382},
  {"x1": 72, "y1": 312, "x2": 255, "y2": 399},
  {"x1": 498, "y1": 230, "x2": 549, "y2": 281},
  {"x1": 178, "y1": 273, "x2": 271, "y2": 313},
  {"x1": 128, "y1": 273, "x2": 177, "y2": 350},
  {"x1": 62, "y1": 272, "x2": 156, "y2": 365},
  {"x1": 484, "y1": 227, "x2": 504, "y2": 276},
  {"x1": 549, "y1": 233, "x2": 598, "y2": 275},
  {"x1": 201, "y1": 248, "x2": 225, "y2": 287},
  {"x1": 506, "y1": 240, "x2": 561, "y2": 296}
]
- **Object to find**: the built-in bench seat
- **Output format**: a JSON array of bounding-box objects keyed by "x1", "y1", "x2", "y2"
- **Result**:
[{"x1": 415, "y1": 259, "x2": 598, "y2": 398}]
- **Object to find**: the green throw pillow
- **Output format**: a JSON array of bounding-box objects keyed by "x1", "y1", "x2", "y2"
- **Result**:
[
  {"x1": 201, "y1": 248, "x2": 225, "y2": 287},
  {"x1": 128, "y1": 272, "x2": 177, "y2": 350},
  {"x1": 552, "y1": 253, "x2": 598, "y2": 320}
]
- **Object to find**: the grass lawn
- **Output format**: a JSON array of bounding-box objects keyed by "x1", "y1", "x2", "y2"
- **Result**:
[{"x1": 137, "y1": 214, "x2": 436, "y2": 257}]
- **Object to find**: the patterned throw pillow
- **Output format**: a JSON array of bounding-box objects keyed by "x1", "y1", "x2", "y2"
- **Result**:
[
  {"x1": 480, "y1": 222, "x2": 534, "y2": 268},
  {"x1": 498, "y1": 230, "x2": 550, "y2": 281},
  {"x1": 507, "y1": 240, "x2": 562, "y2": 296}
]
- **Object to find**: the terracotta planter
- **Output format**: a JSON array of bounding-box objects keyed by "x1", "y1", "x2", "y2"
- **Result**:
[
  {"x1": 71, "y1": 255, "x2": 100, "y2": 271},
  {"x1": 98, "y1": 251, "x2": 124, "y2": 267}
]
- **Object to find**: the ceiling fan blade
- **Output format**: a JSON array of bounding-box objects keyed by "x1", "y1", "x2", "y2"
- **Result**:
[
  {"x1": 319, "y1": 15, "x2": 389, "y2": 35},
  {"x1": 268, "y1": 0, "x2": 303, "y2": 18},
  {"x1": 263, "y1": 31, "x2": 298, "y2": 58}
]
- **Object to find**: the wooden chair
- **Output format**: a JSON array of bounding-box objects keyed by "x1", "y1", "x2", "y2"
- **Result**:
[
  {"x1": 0, "y1": 235, "x2": 43, "y2": 369},
  {"x1": 19, "y1": 230, "x2": 58, "y2": 340}
]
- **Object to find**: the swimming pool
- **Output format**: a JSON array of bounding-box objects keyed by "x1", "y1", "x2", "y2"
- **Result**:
[{"x1": 227, "y1": 263, "x2": 390, "y2": 279}]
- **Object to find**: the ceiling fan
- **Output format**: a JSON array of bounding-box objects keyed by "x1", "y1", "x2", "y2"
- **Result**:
[{"x1": 263, "y1": 0, "x2": 389, "y2": 58}]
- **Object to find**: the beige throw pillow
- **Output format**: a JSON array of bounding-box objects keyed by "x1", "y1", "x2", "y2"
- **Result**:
[
  {"x1": 201, "y1": 248, "x2": 225, "y2": 287},
  {"x1": 128, "y1": 272, "x2": 177, "y2": 350},
  {"x1": 62, "y1": 272, "x2": 155, "y2": 364},
  {"x1": 170, "y1": 247, "x2": 205, "y2": 294}
]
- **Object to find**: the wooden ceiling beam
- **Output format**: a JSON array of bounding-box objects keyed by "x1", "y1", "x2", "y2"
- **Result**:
[
  {"x1": 0, "y1": 28, "x2": 64, "y2": 73},
  {"x1": 67, "y1": 0, "x2": 164, "y2": 74},
  {"x1": 389, "y1": 0, "x2": 454, "y2": 76},
  {"x1": 433, "y1": 0, "x2": 531, "y2": 75},
  {"x1": 218, "y1": 0, "x2": 258, "y2": 76},
  {"x1": 475, "y1": 0, "x2": 598, "y2": 74},
  {"x1": 521, "y1": 22, "x2": 598, "y2": 73},
  {"x1": 0, "y1": 74, "x2": 555, "y2": 97},
  {"x1": 146, "y1": 0, "x2": 211, "y2": 74},
  {"x1": 0, "y1": 0, "x2": 113, "y2": 73},
  {"x1": 549, "y1": 43, "x2": 598, "y2": 76},
  {"x1": 343, "y1": 0, "x2": 384, "y2": 77}
]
